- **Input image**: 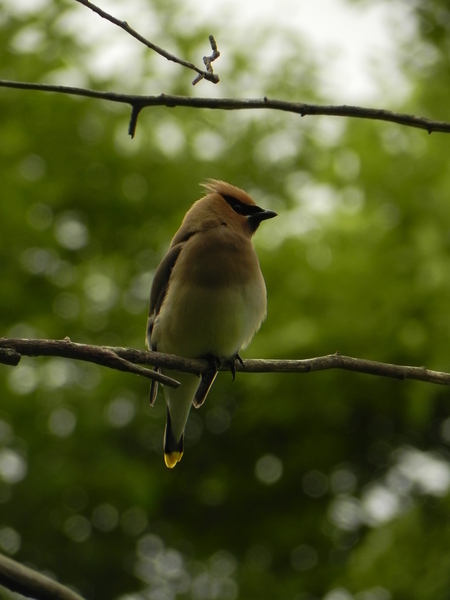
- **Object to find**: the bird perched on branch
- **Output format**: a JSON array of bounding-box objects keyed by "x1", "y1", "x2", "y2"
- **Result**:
[{"x1": 146, "y1": 180, "x2": 277, "y2": 468}]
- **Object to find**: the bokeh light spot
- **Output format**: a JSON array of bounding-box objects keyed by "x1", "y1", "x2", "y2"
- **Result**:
[
  {"x1": 0, "y1": 526, "x2": 21, "y2": 555},
  {"x1": 302, "y1": 470, "x2": 328, "y2": 498},
  {"x1": 48, "y1": 407, "x2": 77, "y2": 438},
  {"x1": 105, "y1": 395, "x2": 136, "y2": 428},
  {"x1": 291, "y1": 544, "x2": 318, "y2": 571},
  {"x1": 92, "y1": 503, "x2": 119, "y2": 532},
  {"x1": 55, "y1": 212, "x2": 89, "y2": 250},
  {"x1": 64, "y1": 515, "x2": 92, "y2": 542},
  {"x1": 0, "y1": 449, "x2": 27, "y2": 484},
  {"x1": 255, "y1": 454, "x2": 283, "y2": 485}
]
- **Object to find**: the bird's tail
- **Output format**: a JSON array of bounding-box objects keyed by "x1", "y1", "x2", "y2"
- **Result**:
[
  {"x1": 164, "y1": 408, "x2": 184, "y2": 468},
  {"x1": 162, "y1": 371, "x2": 199, "y2": 468}
]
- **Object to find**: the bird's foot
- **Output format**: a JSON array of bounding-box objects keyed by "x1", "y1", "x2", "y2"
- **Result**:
[
  {"x1": 222, "y1": 353, "x2": 244, "y2": 381},
  {"x1": 202, "y1": 353, "x2": 221, "y2": 370}
]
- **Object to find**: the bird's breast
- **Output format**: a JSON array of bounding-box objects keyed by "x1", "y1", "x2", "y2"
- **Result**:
[{"x1": 152, "y1": 234, "x2": 267, "y2": 358}]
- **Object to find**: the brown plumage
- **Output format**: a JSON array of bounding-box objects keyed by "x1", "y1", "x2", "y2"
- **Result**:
[{"x1": 146, "y1": 180, "x2": 277, "y2": 468}]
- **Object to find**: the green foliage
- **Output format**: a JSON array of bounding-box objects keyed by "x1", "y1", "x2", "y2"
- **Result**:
[{"x1": 1, "y1": 1, "x2": 450, "y2": 599}]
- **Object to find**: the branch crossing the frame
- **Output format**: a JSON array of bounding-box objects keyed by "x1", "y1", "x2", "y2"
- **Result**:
[
  {"x1": 1, "y1": 2, "x2": 449, "y2": 136},
  {"x1": 1, "y1": 338, "x2": 450, "y2": 388},
  {"x1": 1, "y1": 78, "x2": 450, "y2": 138}
]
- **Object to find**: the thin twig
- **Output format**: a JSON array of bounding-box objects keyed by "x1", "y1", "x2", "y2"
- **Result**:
[
  {"x1": 0, "y1": 337, "x2": 179, "y2": 388},
  {"x1": 0, "y1": 551, "x2": 86, "y2": 600},
  {"x1": 1, "y1": 79, "x2": 449, "y2": 135},
  {"x1": 73, "y1": 0, "x2": 219, "y2": 85},
  {"x1": 128, "y1": 104, "x2": 142, "y2": 138},
  {"x1": 1, "y1": 338, "x2": 450, "y2": 387},
  {"x1": 192, "y1": 35, "x2": 221, "y2": 85}
]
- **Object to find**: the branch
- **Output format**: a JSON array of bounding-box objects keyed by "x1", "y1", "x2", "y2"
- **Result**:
[
  {"x1": 73, "y1": 0, "x2": 219, "y2": 85},
  {"x1": 1, "y1": 338, "x2": 450, "y2": 387},
  {"x1": 117, "y1": 349, "x2": 450, "y2": 387},
  {"x1": 1, "y1": 79, "x2": 449, "y2": 137},
  {"x1": 0, "y1": 347, "x2": 21, "y2": 366},
  {"x1": 0, "y1": 337, "x2": 179, "y2": 388},
  {"x1": 192, "y1": 35, "x2": 221, "y2": 86},
  {"x1": 0, "y1": 551, "x2": 86, "y2": 600}
]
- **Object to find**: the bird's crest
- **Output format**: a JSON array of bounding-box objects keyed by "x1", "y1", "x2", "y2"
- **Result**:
[{"x1": 202, "y1": 179, "x2": 258, "y2": 206}]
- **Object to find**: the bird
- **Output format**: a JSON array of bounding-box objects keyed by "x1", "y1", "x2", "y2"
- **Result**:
[{"x1": 146, "y1": 179, "x2": 277, "y2": 468}]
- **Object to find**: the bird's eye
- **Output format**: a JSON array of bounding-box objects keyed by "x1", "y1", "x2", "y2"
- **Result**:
[{"x1": 222, "y1": 194, "x2": 249, "y2": 215}]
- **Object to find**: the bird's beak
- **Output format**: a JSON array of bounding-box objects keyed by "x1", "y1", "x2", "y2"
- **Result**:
[
  {"x1": 255, "y1": 209, "x2": 278, "y2": 222},
  {"x1": 247, "y1": 208, "x2": 278, "y2": 230}
]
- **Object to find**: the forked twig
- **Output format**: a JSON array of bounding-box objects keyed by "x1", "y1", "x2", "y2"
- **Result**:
[
  {"x1": 73, "y1": 0, "x2": 220, "y2": 85},
  {"x1": 0, "y1": 337, "x2": 179, "y2": 388},
  {"x1": 192, "y1": 35, "x2": 221, "y2": 85}
]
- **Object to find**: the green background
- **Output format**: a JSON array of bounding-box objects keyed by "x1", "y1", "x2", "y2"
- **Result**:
[{"x1": 1, "y1": 1, "x2": 450, "y2": 598}]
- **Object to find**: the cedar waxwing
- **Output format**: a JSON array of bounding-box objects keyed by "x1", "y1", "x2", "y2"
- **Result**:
[{"x1": 146, "y1": 180, "x2": 277, "y2": 468}]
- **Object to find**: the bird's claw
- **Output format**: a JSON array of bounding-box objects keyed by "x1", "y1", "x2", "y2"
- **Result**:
[
  {"x1": 222, "y1": 353, "x2": 244, "y2": 381},
  {"x1": 201, "y1": 353, "x2": 244, "y2": 381}
]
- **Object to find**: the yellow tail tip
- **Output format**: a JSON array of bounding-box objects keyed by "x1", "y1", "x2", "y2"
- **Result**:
[{"x1": 164, "y1": 451, "x2": 183, "y2": 468}]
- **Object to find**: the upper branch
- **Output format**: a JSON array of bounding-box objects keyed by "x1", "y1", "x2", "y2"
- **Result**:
[
  {"x1": 73, "y1": 0, "x2": 219, "y2": 85},
  {"x1": 1, "y1": 338, "x2": 450, "y2": 388},
  {"x1": 1, "y1": 79, "x2": 449, "y2": 135}
]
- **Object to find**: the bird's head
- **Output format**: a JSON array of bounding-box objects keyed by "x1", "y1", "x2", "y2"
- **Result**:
[{"x1": 199, "y1": 179, "x2": 277, "y2": 235}]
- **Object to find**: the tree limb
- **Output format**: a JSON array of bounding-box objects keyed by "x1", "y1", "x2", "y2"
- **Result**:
[
  {"x1": 73, "y1": 0, "x2": 219, "y2": 85},
  {"x1": 1, "y1": 338, "x2": 450, "y2": 387},
  {"x1": 0, "y1": 551, "x2": 86, "y2": 600},
  {"x1": 1, "y1": 79, "x2": 449, "y2": 137},
  {"x1": 0, "y1": 337, "x2": 179, "y2": 388}
]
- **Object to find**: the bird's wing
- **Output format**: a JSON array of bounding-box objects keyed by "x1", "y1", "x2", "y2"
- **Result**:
[
  {"x1": 146, "y1": 242, "x2": 185, "y2": 406},
  {"x1": 146, "y1": 242, "x2": 184, "y2": 349}
]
